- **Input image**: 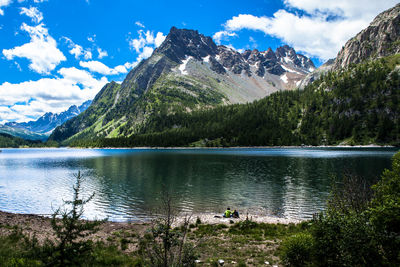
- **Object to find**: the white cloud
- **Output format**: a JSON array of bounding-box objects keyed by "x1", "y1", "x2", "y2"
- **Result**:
[
  {"x1": 69, "y1": 44, "x2": 83, "y2": 58},
  {"x1": 124, "y1": 61, "x2": 138, "y2": 69},
  {"x1": 213, "y1": 31, "x2": 237, "y2": 44},
  {"x1": 224, "y1": 14, "x2": 270, "y2": 32},
  {"x1": 138, "y1": 46, "x2": 153, "y2": 60},
  {"x1": 129, "y1": 30, "x2": 166, "y2": 52},
  {"x1": 154, "y1": 32, "x2": 166, "y2": 47},
  {"x1": 63, "y1": 37, "x2": 93, "y2": 60},
  {"x1": 0, "y1": 0, "x2": 47, "y2": 16},
  {"x1": 79, "y1": 60, "x2": 128, "y2": 75},
  {"x1": 135, "y1": 21, "x2": 145, "y2": 28},
  {"x1": 20, "y1": 6, "x2": 43, "y2": 23},
  {"x1": 83, "y1": 50, "x2": 92, "y2": 60},
  {"x1": 87, "y1": 34, "x2": 96, "y2": 43},
  {"x1": 216, "y1": 0, "x2": 399, "y2": 61},
  {"x1": 2, "y1": 23, "x2": 66, "y2": 74},
  {"x1": 97, "y1": 47, "x2": 108, "y2": 59},
  {"x1": 283, "y1": 0, "x2": 396, "y2": 19},
  {"x1": 128, "y1": 29, "x2": 166, "y2": 65},
  {"x1": 0, "y1": 0, "x2": 12, "y2": 15},
  {"x1": 0, "y1": 67, "x2": 107, "y2": 122},
  {"x1": 130, "y1": 34, "x2": 146, "y2": 53}
]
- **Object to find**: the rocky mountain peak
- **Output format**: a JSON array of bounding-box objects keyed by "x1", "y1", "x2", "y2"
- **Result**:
[
  {"x1": 155, "y1": 27, "x2": 315, "y2": 77},
  {"x1": 155, "y1": 27, "x2": 218, "y2": 63},
  {"x1": 275, "y1": 45, "x2": 295, "y2": 58},
  {"x1": 334, "y1": 3, "x2": 400, "y2": 70},
  {"x1": 264, "y1": 48, "x2": 277, "y2": 60},
  {"x1": 245, "y1": 49, "x2": 265, "y2": 64},
  {"x1": 5, "y1": 100, "x2": 92, "y2": 135}
]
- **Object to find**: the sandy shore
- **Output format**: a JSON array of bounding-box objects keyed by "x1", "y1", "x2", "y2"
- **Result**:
[
  {"x1": 0, "y1": 210, "x2": 303, "y2": 256},
  {"x1": 0, "y1": 211, "x2": 148, "y2": 245},
  {"x1": 173, "y1": 212, "x2": 302, "y2": 227},
  {"x1": 0, "y1": 210, "x2": 301, "y2": 238}
]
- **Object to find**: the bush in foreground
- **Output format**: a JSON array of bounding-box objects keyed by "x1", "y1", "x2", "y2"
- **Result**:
[
  {"x1": 139, "y1": 191, "x2": 197, "y2": 266},
  {"x1": 306, "y1": 151, "x2": 400, "y2": 267},
  {"x1": 281, "y1": 232, "x2": 314, "y2": 267}
]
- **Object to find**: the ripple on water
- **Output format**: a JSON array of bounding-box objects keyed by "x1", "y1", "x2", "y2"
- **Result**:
[{"x1": 0, "y1": 148, "x2": 396, "y2": 221}]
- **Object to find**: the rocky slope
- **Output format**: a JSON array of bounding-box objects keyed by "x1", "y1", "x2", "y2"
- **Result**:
[
  {"x1": 1, "y1": 100, "x2": 91, "y2": 140},
  {"x1": 50, "y1": 27, "x2": 314, "y2": 142},
  {"x1": 298, "y1": 59, "x2": 335, "y2": 89},
  {"x1": 334, "y1": 3, "x2": 400, "y2": 70}
]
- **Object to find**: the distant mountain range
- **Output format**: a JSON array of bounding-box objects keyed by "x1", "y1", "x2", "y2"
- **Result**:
[
  {"x1": 0, "y1": 100, "x2": 91, "y2": 140},
  {"x1": 50, "y1": 27, "x2": 315, "y2": 142}
]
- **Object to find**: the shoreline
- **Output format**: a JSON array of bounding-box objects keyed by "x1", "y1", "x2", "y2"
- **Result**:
[
  {"x1": 0, "y1": 210, "x2": 303, "y2": 246},
  {"x1": 0, "y1": 210, "x2": 304, "y2": 225},
  {"x1": 74, "y1": 144, "x2": 396, "y2": 149},
  {"x1": 1, "y1": 144, "x2": 395, "y2": 150},
  {"x1": 173, "y1": 212, "x2": 303, "y2": 226}
]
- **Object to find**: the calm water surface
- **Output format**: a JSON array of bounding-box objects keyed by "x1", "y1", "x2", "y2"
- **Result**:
[{"x1": 0, "y1": 148, "x2": 397, "y2": 221}]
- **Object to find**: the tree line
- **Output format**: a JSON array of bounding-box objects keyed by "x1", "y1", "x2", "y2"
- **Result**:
[{"x1": 70, "y1": 55, "x2": 400, "y2": 148}]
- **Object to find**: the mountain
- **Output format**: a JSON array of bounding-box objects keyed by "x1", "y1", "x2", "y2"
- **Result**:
[
  {"x1": 50, "y1": 27, "x2": 314, "y2": 143},
  {"x1": 0, "y1": 125, "x2": 49, "y2": 141},
  {"x1": 300, "y1": 3, "x2": 400, "y2": 89},
  {"x1": 66, "y1": 3, "x2": 400, "y2": 147},
  {"x1": 1, "y1": 100, "x2": 91, "y2": 140},
  {"x1": 69, "y1": 55, "x2": 400, "y2": 147},
  {"x1": 298, "y1": 59, "x2": 335, "y2": 89},
  {"x1": 334, "y1": 3, "x2": 400, "y2": 70}
]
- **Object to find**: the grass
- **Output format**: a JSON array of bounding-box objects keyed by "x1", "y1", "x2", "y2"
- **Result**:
[
  {"x1": 189, "y1": 220, "x2": 311, "y2": 266},
  {"x1": 0, "y1": 219, "x2": 311, "y2": 266},
  {"x1": 0, "y1": 228, "x2": 142, "y2": 267}
]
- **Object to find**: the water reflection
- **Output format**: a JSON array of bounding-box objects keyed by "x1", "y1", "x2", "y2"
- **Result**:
[{"x1": 0, "y1": 148, "x2": 396, "y2": 221}]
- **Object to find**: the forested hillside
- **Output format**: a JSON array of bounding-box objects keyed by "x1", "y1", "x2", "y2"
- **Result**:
[
  {"x1": 0, "y1": 133, "x2": 50, "y2": 148},
  {"x1": 68, "y1": 55, "x2": 400, "y2": 147}
]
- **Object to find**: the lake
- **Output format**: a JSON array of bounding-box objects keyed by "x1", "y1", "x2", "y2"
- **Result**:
[{"x1": 0, "y1": 147, "x2": 397, "y2": 222}]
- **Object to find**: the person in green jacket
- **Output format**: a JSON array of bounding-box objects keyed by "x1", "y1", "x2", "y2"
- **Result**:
[{"x1": 223, "y1": 207, "x2": 232, "y2": 218}]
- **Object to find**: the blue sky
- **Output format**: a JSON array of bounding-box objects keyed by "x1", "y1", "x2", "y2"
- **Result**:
[{"x1": 0, "y1": 0, "x2": 398, "y2": 123}]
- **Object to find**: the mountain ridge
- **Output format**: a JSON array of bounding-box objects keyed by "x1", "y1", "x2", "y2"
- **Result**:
[
  {"x1": 62, "y1": 3, "x2": 400, "y2": 147},
  {"x1": 50, "y1": 27, "x2": 315, "y2": 143},
  {"x1": 1, "y1": 100, "x2": 91, "y2": 140}
]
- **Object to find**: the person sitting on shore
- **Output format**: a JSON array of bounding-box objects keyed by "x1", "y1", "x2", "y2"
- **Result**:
[
  {"x1": 223, "y1": 207, "x2": 232, "y2": 218},
  {"x1": 232, "y1": 209, "x2": 239, "y2": 218}
]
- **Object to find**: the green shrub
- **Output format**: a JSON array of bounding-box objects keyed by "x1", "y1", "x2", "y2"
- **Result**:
[
  {"x1": 229, "y1": 219, "x2": 259, "y2": 235},
  {"x1": 368, "y1": 152, "x2": 400, "y2": 265},
  {"x1": 311, "y1": 211, "x2": 378, "y2": 266},
  {"x1": 280, "y1": 232, "x2": 314, "y2": 267},
  {"x1": 309, "y1": 152, "x2": 400, "y2": 266}
]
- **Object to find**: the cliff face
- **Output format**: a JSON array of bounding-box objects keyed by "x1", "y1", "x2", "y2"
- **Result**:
[{"x1": 334, "y1": 4, "x2": 400, "y2": 70}]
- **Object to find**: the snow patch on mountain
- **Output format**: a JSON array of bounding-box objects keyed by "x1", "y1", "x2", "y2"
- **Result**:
[
  {"x1": 179, "y1": 56, "x2": 192, "y2": 75},
  {"x1": 280, "y1": 74, "x2": 288, "y2": 84}
]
